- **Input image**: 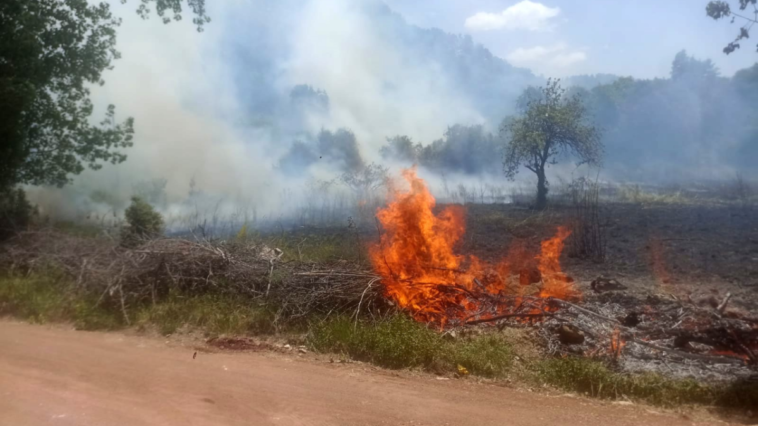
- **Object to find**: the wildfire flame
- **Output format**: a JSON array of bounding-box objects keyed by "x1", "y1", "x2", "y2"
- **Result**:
[
  {"x1": 370, "y1": 169, "x2": 580, "y2": 324},
  {"x1": 610, "y1": 328, "x2": 626, "y2": 359}
]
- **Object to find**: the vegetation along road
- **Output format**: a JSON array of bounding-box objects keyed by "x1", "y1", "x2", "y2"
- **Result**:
[{"x1": 0, "y1": 321, "x2": 720, "y2": 426}]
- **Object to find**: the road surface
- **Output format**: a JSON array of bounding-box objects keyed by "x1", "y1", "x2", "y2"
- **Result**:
[{"x1": 0, "y1": 321, "x2": 719, "y2": 426}]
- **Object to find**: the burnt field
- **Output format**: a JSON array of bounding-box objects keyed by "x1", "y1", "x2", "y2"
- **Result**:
[{"x1": 461, "y1": 202, "x2": 758, "y2": 297}]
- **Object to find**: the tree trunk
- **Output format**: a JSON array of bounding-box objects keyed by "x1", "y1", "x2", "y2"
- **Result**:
[{"x1": 535, "y1": 169, "x2": 548, "y2": 210}]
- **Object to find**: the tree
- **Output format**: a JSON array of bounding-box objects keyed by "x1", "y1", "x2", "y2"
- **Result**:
[
  {"x1": 380, "y1": 135, "x2": 420, "y2": 163},
  {"x1": 0, "y1": 0, "x2": 208, "y2": 190},
  {"x1": 121, "y1": 196, "x2": 163, "y2": 247},
  {"x1": 706, "y1": 1, "x2": 758, "y2": 54},
  {"x1": 501, "y1": 79, "x2": 602, "y2": 210}
]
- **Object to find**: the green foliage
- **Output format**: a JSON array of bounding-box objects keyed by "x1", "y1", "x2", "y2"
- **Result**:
[
  {"x1": 0, "y1": 0, "x2": 208, "y2": 189},
  {"x1": 121, "y1": 197, "x2": 163, "y2": 246},
  {"x1": 0, "y1": 0, "x2": 135, "y2": 188},
  {"x1": 0, "y1": 187, "x2": 34, "y2": 240},
  {"x1": 706, "y1": 1, "x2": 758, "y2": 54},
  {"x1": 309, "y1": 315, "x2": 514, "y2": 377},
  {"x1": 502, "y1": 79, "x2": 602, "y2": 210}
]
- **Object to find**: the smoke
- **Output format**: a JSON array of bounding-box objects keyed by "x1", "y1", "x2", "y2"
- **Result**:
[
  {"x1": 27, "y1": 1, "x2": 756, "y2": 227},
  {"x1": 29, "y1": 0, "x2": 519, "y2": 225}
]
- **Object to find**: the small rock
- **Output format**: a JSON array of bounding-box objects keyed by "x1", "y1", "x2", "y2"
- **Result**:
[
  {"x1": 283, "y1": 344, "x2": 292, "y2": 350},
  {"x1": 297, "y1": 346, "x2": 308, "y2": 354}
]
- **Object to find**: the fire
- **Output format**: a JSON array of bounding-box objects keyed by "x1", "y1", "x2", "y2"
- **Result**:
[
  {"x1": 610, "y1": 328, "x2": 626, "y2": 359},
  {"x1": 370, "y1": 169, "x2": 579, "y2": 324}
]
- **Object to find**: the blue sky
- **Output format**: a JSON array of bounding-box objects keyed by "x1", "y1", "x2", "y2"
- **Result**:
[{"x1": 383, "y1": 0, "x2": 758, "y2": 78}]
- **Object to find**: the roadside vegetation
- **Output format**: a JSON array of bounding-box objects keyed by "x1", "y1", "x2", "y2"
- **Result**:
[{"x1": 1, "y1": 269, "x2": 756, "y2": 415}]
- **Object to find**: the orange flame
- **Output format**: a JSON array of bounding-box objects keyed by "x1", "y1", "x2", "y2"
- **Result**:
[
  {"x1": 370, "y1": 169, "x2": 579, "y2": 324},
  {"x1": 610, "y1": 328, "x2": 626, "y2": 359}
]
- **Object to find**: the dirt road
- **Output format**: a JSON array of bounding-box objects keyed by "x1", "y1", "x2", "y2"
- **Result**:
[{"x1": 0, "y1": 321, "x2": 719, "y2": 426}]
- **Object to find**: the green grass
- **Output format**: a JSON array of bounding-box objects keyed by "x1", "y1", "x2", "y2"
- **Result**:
[
  {"x1": 0, "y1": 273, "x2": 276, "y2": 336},
  {"x1": 134, "y1": 293, "x2": 277, "y2": 336},
  {"x1": 0, "y1": 273, "x2": 122, "y2": 330},
  {"x1": 535, "y1": 357, "x2": 758, "y2": 410},
  {"x1": 308, "y1": 315, "x2": 514, "y2": 377}
]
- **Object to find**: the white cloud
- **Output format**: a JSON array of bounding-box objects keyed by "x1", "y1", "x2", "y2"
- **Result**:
[
  {"x1": 506, "y1": 43, "x2": 587, "y2": 72},
  {"x1": 465, "y1": 1, "x2": 560, "y2": 32}
]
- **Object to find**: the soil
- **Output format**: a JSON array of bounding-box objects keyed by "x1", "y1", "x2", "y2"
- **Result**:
[{"x1": 0, "y1": 320, "x2": 727, "y2": 426}]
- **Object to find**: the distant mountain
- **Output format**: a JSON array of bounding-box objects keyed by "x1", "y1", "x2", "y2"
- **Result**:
[
  {"x1": 363, "y1": 2, "x2": 543, "y2": 124},
  {"x1": 226, "y1": 0, "x2": 543, "y2": 130}
]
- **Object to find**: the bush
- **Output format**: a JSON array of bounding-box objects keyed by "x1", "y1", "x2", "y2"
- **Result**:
[
  {"x1": 0, "y1": 187, "x2": 34, "y2": 240},
  {"x1": 121, "y1": 196, "x2": 163, "y2": 247}
]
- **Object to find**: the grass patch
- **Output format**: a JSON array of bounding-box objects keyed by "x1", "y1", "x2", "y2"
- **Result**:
[
  {"x1": 536, "y1": 357, "x2": 758, "y2": 410},
  {"x1": 135, "y1": 293, "x2": 277, "y2": 336},
  {"x1": 256, "y1": 231, "x2": 369, "y2": 265},
  {"x1": 0, "y1": 273, "x2": 276, "y2": 335},
  {"x1": 616, "y1": 185, "x2": 690, "y2": 205},
  {"x1": 0, "y1": 273, "x2": 122, "y2": 330},
  {"x1": 308, "y1": 315, "x2": 514, "y2": 377}
]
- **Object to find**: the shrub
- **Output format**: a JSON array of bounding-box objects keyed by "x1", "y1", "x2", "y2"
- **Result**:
[
  {"x1": 0, "y1": 187, "x2": 34, "y2": 240},
  {"x1": 121, "y1": 196, "x2": 163, "y2": 247}
]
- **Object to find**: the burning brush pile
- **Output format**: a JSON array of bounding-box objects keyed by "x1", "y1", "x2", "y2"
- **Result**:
[{"x1": 370, "y1": 169, "x2": 758, "y2": 381}]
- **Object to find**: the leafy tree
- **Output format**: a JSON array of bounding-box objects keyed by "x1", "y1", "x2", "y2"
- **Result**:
[
  {"x1": 0, "y1": 0, "x2": 208, "y2": 190},
  {"x1": 317, "y1": 129, "x2": 365, "y2": 172},
  {"x1": 671, "y1": 50, "x2": 720, "y2": 83},
  {"x1": 501, "y1": 79, "x2": 602, "y2": 210},
  {"x1": 706, "y1": 0, "x2": 758, "y2": 54},
  {"x1": 122, "y1": 196, "x2": 163, "y2": 247}
]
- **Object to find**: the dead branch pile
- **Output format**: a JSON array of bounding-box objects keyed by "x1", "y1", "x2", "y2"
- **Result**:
[{"x1": 0, "y1": 229, "x2": 383, "y2": 323}]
